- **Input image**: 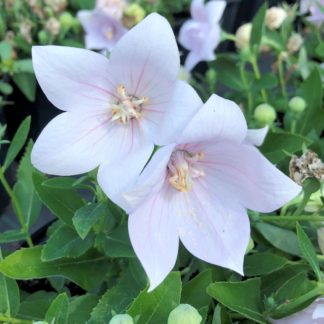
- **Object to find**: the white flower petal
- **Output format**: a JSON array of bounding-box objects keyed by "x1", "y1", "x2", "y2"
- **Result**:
[{"x1": 245, "y1": 126, "x2": 269, "y2": 146}]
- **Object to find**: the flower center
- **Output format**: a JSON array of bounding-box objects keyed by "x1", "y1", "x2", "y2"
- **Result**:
[
  {"x1": 111, "y1": 85, "x2": 148, "y2": 124},
  {"x1": 167, "y1": 150, "x2": 205, "y2": 193}
]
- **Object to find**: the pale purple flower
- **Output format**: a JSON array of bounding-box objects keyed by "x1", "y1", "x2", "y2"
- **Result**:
[
  {"x1": 300, "y1": 0, "x2": 324, "y2": 25},
  {"x1": 31, "y1": 14, "x2": 202, "y2": 193},
  {"x1": 77, "y1": 9, "x2": 127, "y2": 50},
  {"x1": 271, "y1": 298, "x2": 324, "y2": 324},
  {"x1": 96, "y1": 0, "x2": 127, "y2": 20},
  {"x1": 178, "y1": 0, "x2": 226, "y2": 71},
  {"x1": 106, "y1": 95, "x2": 301, "y2": 290}
]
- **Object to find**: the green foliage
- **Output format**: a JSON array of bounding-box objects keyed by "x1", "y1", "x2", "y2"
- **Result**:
[{"x1": 45, "y1": 293, "x2": 69, "y2": 324}]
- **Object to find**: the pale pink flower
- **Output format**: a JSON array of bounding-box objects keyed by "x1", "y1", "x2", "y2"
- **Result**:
[
  {"x1": 31, "y1": 14, "x2": 202, "y2": 192},
  {"x1": 178, "y1": 0, "x2": 226, "y2": 71},
  {"x1": 106, "y1": 95, "x2": 301, "y2": 290},
  {"x1": 300, "y1": 0, "x2": 324, "y2": 25},
  {"x1": 96, "y1": 0, "x2": 127, "y2": 20},
  {"x1": 271, "y1": 298, "x2": 324, "y2": 323},
  {"x1": 77, "y1": 9, "x2": 127, "y2": 50}
]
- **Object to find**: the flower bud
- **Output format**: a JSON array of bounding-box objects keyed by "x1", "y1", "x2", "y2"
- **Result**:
[
  {"x1": 254, "y1": 103, "x2": 277, "y2": 126},
  {"x1": 287, "y1": 34, "x2": 303, "y2": 54},
  {"x1": 265, "y1": 7, "x2": 287, "y2": 30},
  {"x1": 109, "y1": 314, "x2": 134, "y2": 324},
  {"x1": 38, "y1": 30, "x2": 50, "y2": 44},
  {"x1": 19, "y1": 20, "x2": 33, "y2": 44},
  {"x1": 59, "y1": 12, "x2": 74, "y2": 31},
  {"x1": 235, "y1": 23, "x2": 252, "y2": 49},
  {"x1": 123, "y1": 3, "x2": 146, "y2": 28},
  {"x1": 45, "y1": 17, "x2": 61, "y2": 36},
  {"x1": 206, "y1": 68, "x2": 217, "y2": 85},
  {"x1": 44, "y1": 0, "x2": 67, "y2": 13},
  {"x1": 288, "y1": 96, "x2": 307, "y2": 113},
  {"x1": 168, "y1": 304, "x2": 202, "y2": 324}
]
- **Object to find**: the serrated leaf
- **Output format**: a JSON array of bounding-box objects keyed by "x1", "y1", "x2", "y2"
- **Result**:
[
  {"x1": 244, "y1": 252, "x2": 289, "y2": 276},
  {"x1": 0, "y1": 246, "x2": 109, "y2": 290},
  {"x1": 45, "y1": 293, "x2": 69, "y2": 324},
  {"x1": 296, "y1": 222, "x2": 322, "y2": 281},
  {"x1": 87, "y1": 263, "x2": 146, "y2": 324},
  {"x1": 13, "y1": 140, "x2": 42, "y2": 229},
  {"x1": 68, "y1": 295, "x2": 99, "y2": 324},
  {"x1": 42, "y1": 224, "x2": 94, "y2": 261},
  {"x1": 127, "y1": 272, "x2": 181, "y2": 324},
  {"x1": 207, "y1": 278, "x2": 266, "y2": 324},
  {"x1": 33, "y1": 172, "x2": 85, "y2": 227},
  {"x1": 73, "y1": 202, "x2": 107, "y2": 239},
  {"x1": 3, "y1": 116, "x2": 31, "y2": 171},
  {"x1": 12, "y1": 73, "x2": 36, "y2": 102},
  {"x1": 42, "y1": 177, "x2": 77, "y2": 189}
]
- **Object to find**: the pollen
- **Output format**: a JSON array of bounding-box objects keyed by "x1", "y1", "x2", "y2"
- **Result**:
[
  {"x1": 111, "y1": 85, "x2": 149, "y2": 124},
  {"x1": 167, "y1": 150, "x2": 205, "y2": 192}
]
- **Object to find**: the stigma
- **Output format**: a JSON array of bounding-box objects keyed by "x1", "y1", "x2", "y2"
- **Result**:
[
  {"x1": 111, "y1": 85, "x2": 149, "y2": 124},
  {"x1": 167, "y1": 150, "x2": 205, "y2": 192}
]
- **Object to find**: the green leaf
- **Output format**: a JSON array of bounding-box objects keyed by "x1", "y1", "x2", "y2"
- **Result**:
[
  {"x1": 297, "y1": 68, "x2": 324, "y2": 136},
  {"x1": 250, "y1": 2, "x2": 267, "y2": 52},
  {"x1": 255, "y1": 222, "x2": 301, "y2": 256},
  {"x1": 127, "y1": 272, "x2": 181, "y2": 324},
  {"x1": 260, "y1": 131, "x2": 311, "y2": 163},
  {"x1": 33, "y1": 172, "x2": 85, "y2": 227},
  {"x1": 244, "y1": 252, "x2": 289, "y2": 276},
  {"x1": 102, "y1": 223, "x2": 135, "y2": 258},
  {"x1": 0, "y1": 246, "x2": 109, "y2": 291},
  {"x1": 0, "y1": 41, "x2": 11, "y2": 61},
  {"x1": 68, "y1": 295, "x2": 99, "y2": 324},
  {"x1": 212, "y1": 304, "x2": 233, "y2": 324},
  {"x1": 13, "y1": 140, "x2": 42, "y2": 229},
  {"x1": 42, "y1": 177, "x2": 77, "y2": 189},
  {"x1": 296, "y1": 222, "x2": 322, "y2": 281},
  {"x1": 3, "y1": 116, "x2": 31, "y2": 171},
  {"x1": 73, "y1": 202, "x2": 107, "y2": 239},
  {"x1": 12, "y1": 73, "x2": 36, "y2": 102},
  {"x1": 87, "y1": 264, "x2": 146, "y2": 323},
  {"x1": 45, "y1": 293, "x2": 69, "y2": 324},
  {"x1": 0, "y1": 274, "x2": 20, "y2": 317},
  {"x1": 207, "y1": 278, "x2": 266, "y2": 324},
  {"x1": 0, "y1": 81, "x2": 13, "y2": 95},
  {"x1": 251, "y1": 73, "x2": 278, "y2": 91},
  {"x1": 0, "y1": 229, "x2": 26, "y2": 243},
  {"x1": 181, "y1": 269, "x2": 212, "y2": 309},
  {"x1": 13, "y1": 59, "x2": 33, "y2": 73},
  {"x1": 42, "y1": 224, "x2": 94, "y2": 261}
]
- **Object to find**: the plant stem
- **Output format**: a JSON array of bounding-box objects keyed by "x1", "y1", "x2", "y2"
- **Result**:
[
  {"x1": 277, "y1": 54, "x2": 287, "y2": 99},
  {"x1": 250, "y1": 56, "x2": 268, "y2": 102},
  {"x1": 240, "y1": 63, "x2": 253, "y2": 115},
  {"x1": 259, "y1": 215, "x2": 324, "y2": 222},
  {"x1": 0, "y1": 167, "x2": 33, "y2": 247},
  {"x1": 0, "y1": 314, "x2": 33, "y2": 324}
]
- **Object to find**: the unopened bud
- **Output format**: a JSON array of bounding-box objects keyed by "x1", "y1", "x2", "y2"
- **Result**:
[
  {"x1": 265, "y1": 7, "x2": 287, "y2": 30},
  {"x1": 235, "y1": 23, "x2": 252, "y2": 49},
  {"x1": 45, "y1": 17, "x2": 60, "y2": 36},
  {"x1": 59, "y1": 12, "x2": 74, "y2": 31},
  {"x1": 206, "y1": 68, "x2": 217, "y2": 85},
  {"x1": 38, "y1": 30, "x2": 50, "y2": 44},
  {"x1": 19, "y1": 20, "x2": 33, "y2": 44},
  {"x1": 288, "y1": 96, "x2": 307, "y2": 113},
  {"x1": 123, "y1": 3, "x2": 146, "y2": 28},
  {"x1": 109, "y1": 314, "x2": 134, "y2": 324},
  {"x1": 168, "y1": 304, "x2": 202, "y2": 324},
  {"x1": 254, "y1": 103, "x2": 277, "y2": 126},
  {"x1": 44, "y1": 0, "x2": 67, "y2": 13},
  {"x1": 287, "y1": 34, "x2": 303, "y2": 54}
]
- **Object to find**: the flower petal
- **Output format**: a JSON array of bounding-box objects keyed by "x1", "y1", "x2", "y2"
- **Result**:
[
  {"x1": 245, "y1": 126, "x2": 269, "y2": 146},
  {"x1": 190, "y1": 0, "x2": 206, "y2": 21},
  {"x1": 108, "y1": 13, "x2": 180, "y2": 99},
  {"x1": 97, "y1": 142, "x2": 155, "y2": 212},
  {"x1": 179, "y1": 94, "x2": 247, "y2": 144},
  {"x1": 206, "y1": 1, "x2": 226, "y2": 24},
  {"x1": 143, "y1": 81, "x2": 202, "y2": 145},
  {"x1": 108, "y1": 144, "x2": 175, "y2": 213},
  {"x1": 184, "y1": 51, "x2": 202, "y2": 71},
  {"x1": 31, "y1": 111, "x2": 114, "y2": 175},
  {"x1": 202, "y1": 142, "x2": 302, "y2": 213},
  {"x1": 129, "y1": 185, "x2": 179, "y2": 291},
  {"x1": 32, "y1": 45, "x2": 117, "y2": 112},
  {"x1": 176, "y1": 182, "x2": 249, "y2": 274}
]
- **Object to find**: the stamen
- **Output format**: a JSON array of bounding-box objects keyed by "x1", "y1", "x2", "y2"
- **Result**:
[
  {"x1": 167, "y1": 150, "x2": 205, "y2": 192},
  {"x1": 111, "y1": 85, "x2": 148, "y2": 124}
]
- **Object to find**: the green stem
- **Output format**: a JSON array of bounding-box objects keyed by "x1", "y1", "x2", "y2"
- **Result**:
[
  {"x1": 239, "y1": 63, "x2": 253, "y2": 115},
  {"x1": 277, "y1": 55, "x2": 287, "y2": 99},
  {"x1": 0, "y1": 314, "x2": 33, "y2": 324},
  {"x1": 250, "y1": 56, "x2": 268, "y2": 102},
  {"x1": 259, "y1": 215, "x2": 324, "y2": 222},
  {"x1": 0, "y1": 167, "x2": 33, "y2": 247}
]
